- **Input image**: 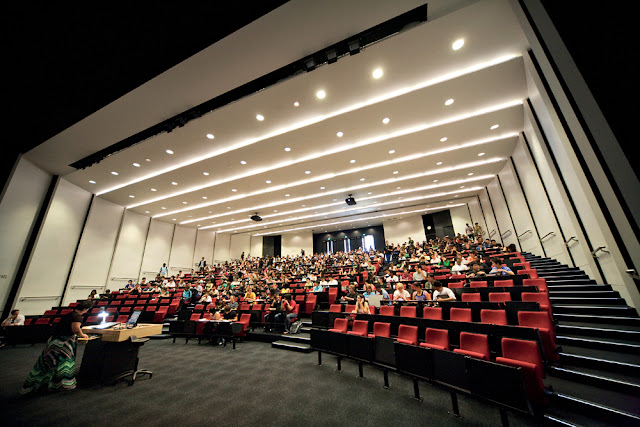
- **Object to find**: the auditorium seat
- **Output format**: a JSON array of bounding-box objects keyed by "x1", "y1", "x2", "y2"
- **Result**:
[
  {"x1": 189, "y1": 313, "x2": 201, "y2": 321},
  {"x1": 450, "y1": 274, "x2": 466, "y2": 280},
  {"x1": 434, "y1": 275, "x2": 448, "y2": 281},
  {"x1": 124, "y1": 300, "x2": 135, "y2": 306},
  {"x1": 329, "y1": 304, "x2": 342, "y2": 313},
  {"x1": 448, "y1": 282, "x2": 464, "y2": 288},
  {"x1": 86, "y1": 315, "x2": 99, "y2": 324},
  {"x1": 470, "y1": 281, "x2": 488, "y2": 288},
  {"x1": 328, "y1": 288, "x2": 338, "y2": 304},
  {"x1": 329, "y1": 318, "x2": 348, "y2": 333},
  {"x1": 521, "y1": 292, "x2": 552, "y2": 317},
  {"x1": 97, "y1": 301, "x2": 108, "y2": 306},
  {"x1": 396, "y1": 325, "x2": 418, "y2": 346},
  {"x1": 449, "y1": 308, "x2": 472, "y2": 322},
  {"x1": 494, "y1": 280, "x2": 514, "y2": 287},
  {"x1": 523, "y1": 278, "x2": 547, "y2": 292},
  {"x1": 35, "y1": 317, "x2": 50, "y2": 325},
  {"x1": 454, "y1": 332, "x2": 490, "y2": 360},
  {"x1": 480, "y1": 309, "x2": 508, "y2": 326},
  {"x1": 461, "y1": 293, "x2": 481, "y2": 302},
  {"x1": 518, "y1": 311, "x2": 558, "y2": 361},
  {"x1": 519, "y1": 269, "x2": 539, "y2": 279},
  {"x1": 60, "y1": 309, "x2": 72, "y2": 315},
  {"x1": 380, "y1": 306, "x2": 395, "y2": 316},
  {"x1": 423, "y1": 307, "x2": 443, "y2": 320},
  {"x1": 153, "y1": 306, "x2": 169, "y2": 323},
  {"x1": 368, "y1": 322, "x2": 390, "y2": 338},
  {"x1": 106, "y1": 307, "x2": 118, "y2": 313},
  {"x1": 345, "y1": 304, "x2": 355, "y2": 313},
  {"x1": 134, "y1": 306, "x2": 144, "y2": 312},
  {"x1": 347, "y1": 320, "x2": 369, "y2": 337},
  {"x1": 237, "y1": 314, "x2": 251, "y2": 336},
  {"x1": 496, "y1": 337, "x2": 547, "y2": 406},
  {"x1": 488, "y1": 292, "x2": 512, "y2": 303},
  {"x1": 116, "y1": 315, "x2": 129, "y2": 323},
  {"x1": 120, "y1": 306, "x2": 132, "y2": 314},
  {"x1": 420, "y1": 328, "x2": 449, "y2": 350},
  {"x1": 111, "y1": 301, "x2": 121, "y2": 306},
  {"x1": 400, "y1": 306, "x2": 416, "y2": 318}
]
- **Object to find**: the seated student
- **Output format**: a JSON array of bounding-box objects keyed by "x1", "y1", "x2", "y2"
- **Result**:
[
  {"x1": 311, "y1": 281, "x2": 324, "y2": 293},
  {"x1": 489, "y1": 239, "x2": 502, "y2": 249},
  {"x1": 374, "y1": 282, "x2": 391, "y2": 305},
  {"x1": 431, "y1": 281, "x2": 456, "y2": 303},
  {"x1": 125, "y1": 280, "x2": 135, "y2": 290},
  {"x1": 393, "y1": 283, "x2": 411, "y2": 301},
  {"x1": 362, "y1": 283, "x2": 376, "y2": 300},
  {"x1": 351, "y1": 294, "x2": 370, "y2": 314},
  {"x1": 227, "y1": 295, "x2": 239, "y2": 310},
  {"x1": 2, "y1": 309, "x2": 25, "y2": 327},
  {"x1": 488, "y1": 257, "x2": 515, "y2": 276},
  {"x1": 210, "y1": 308, "x2": 223, "y2": 321},
  {"x1": 101, "y1": 289, "x2": 111, "y2": 300},
  {"x1": 199, "y1": 291, "x2": 212, "y2": 304},
  {"x1": 222, "y1": 305, "x2": 238, "y2": 322},
  {"x1": 182, "y1": 286, "x2": 193, "y2": 301},
  {"x1": 450, "y1": 257, "x2": 469, "y2": 273},
  {"x1": 159, "y1": 286, "x2": 170, "y2": 297},
  {"x1": 244, "y1": 287, "x2": 257, "y2": 302},
  {"x1": 412, "y1": 283, "x2": 429, "y2": 301},
  {"x1": 340, "y1": 285, "x2": 358, "y2": 303},
  {"x1": 502, "y1": 243, "x2": 518, "y2": 253},
  {"x1": 277, "y1": 294, "x2": 298, "y2": 334},
  {"x1": 465, "y1": 262, "x2": 488, "y2": 278},
  {"x1": 412, "y1": 265, "x2": 427, "y2": 282}
]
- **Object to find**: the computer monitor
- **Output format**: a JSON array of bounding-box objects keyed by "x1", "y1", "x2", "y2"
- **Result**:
[{"x1": 128, "y1": 310, "x2": 142, "y2": 327}]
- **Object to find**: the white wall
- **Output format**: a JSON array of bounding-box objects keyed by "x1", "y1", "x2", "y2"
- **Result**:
[
  {"x1": 477, "y1": 190, "x2": 500, "y2": 242},
  {"x1": 213, "y1": 233, "x2": 231, "y2": 263},
  {"x1": 0, "y1": 157, "x2": 51, "y2": 317},
  {"x1": 466, "y1": 198, "x2": 488, "y2": 239},
  {"x1": 168, "y1": 226, "x2": 197, "y2": 274},
  {"x1": 229, "y1": 233, "x2": 251, "y2": 261},
  {"x1": 193, "y1": 229, "x2": 216, "y2": 267},
  {"x1": 15, "y1": 179, "x2": 92, "y2": 315},
  {"x1": 449, "y1": 205, "x2": 472, "y2": 237},
  {"x1": 107, "y1": 210, "x2": 150, "y2": 290},
  {"x1": 140, "y1": 219, "x2": 175, "y2": 278},
  {"x1": 250, "y1": 235, "x2": 263, "y2": 259},
  {"x1": 64, "y1": 197, "x2": 124, "y2": 305},
  {"x1": 383, "y1": 215, "x2": 426, "y2": 246},
  {"x1": 281, "y1": 232, "x2": 313, "y2": 257}
]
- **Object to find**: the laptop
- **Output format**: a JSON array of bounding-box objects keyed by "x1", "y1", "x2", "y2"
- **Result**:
[
  {"x1": 127, "y1": 310, "x2": 142, "y2": 327},
  {"x1": 368, "y1": 295, "x2": 383, "y2": 308},
  {"x1": 92, "y1": 322, "x2": 117, "y2": 330}
]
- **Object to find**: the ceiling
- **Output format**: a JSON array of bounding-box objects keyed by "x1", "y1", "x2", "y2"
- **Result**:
[{"x1": 24, "y1": 0, "x2": 531, "y2": 236}]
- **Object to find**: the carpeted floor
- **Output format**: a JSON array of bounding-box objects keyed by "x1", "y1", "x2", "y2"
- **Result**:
[{"x1": 0, "y1": 339, "x2": 540, "y2": 426}]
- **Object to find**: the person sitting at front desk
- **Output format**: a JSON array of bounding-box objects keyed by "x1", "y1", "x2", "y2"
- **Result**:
[
  {"x1": 362, "y1": 283, "x2": 375, "y2": 300},
  {"x1": 393, "y1": 283, "x2": 411, "y2": 302},
  {"x1": 351, "y1": 294, "x2": 370, "y2": 314},
  {"x1": 432, "y1": 281, "x2": 456, "y2": 304},
  {"x1": 222, "y1": 305, "x2": 237, "y2": 322}
]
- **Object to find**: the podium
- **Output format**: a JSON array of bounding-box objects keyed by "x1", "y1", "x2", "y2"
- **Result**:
[{"x1": 78, "y1": 323, "x2": 162, "y2": 386}]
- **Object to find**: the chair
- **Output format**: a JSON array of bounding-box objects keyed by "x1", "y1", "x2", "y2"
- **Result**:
[
  {"x1": 450, "y1": 274, "x2": 466, "y2": 280},
  {"x1": 434, "y1": 275, "x2": 448, "y2": 281},
  {"x1": 396, "y1": 325, "x2": 419, "y2": 346},
  {"x1": 153, "y1": 306, "x2": 169, "y2": 323},
  {"x1": 400, "y1": 306, "x2": 416, "y2": 318},
  {"x1": 97, "y1": 301, "x2": 108, "y2": 306},
  {"x1": 347, "y1": 320, "x2": 369, "y2": 337},
  {"x1": 496, "y1": 338, "x2": 547, "y2": 406},
  {"x1": 237, "y1": 314, "x2": 251, "y2": 336},
  {"x1": 461, "y1": 293, "x2": 481, "y2": 302},
  {"x1": 521, "y1": 292, "x2": 552, "y2": 316},
  {"x1": 518, "y1": 311, "x2": 559, "y2": 361},
  {"x1": 423, "y1": 306, "x2": 443, "y2": 320},
  {"x1": 329, "y1": 304, "x2": 342, "y2": 313},
  {"x1": 35, "y1": 317, "x2": 50, "y2": 325},
  {"x1": 520, "y1": 269, "x2": 539, "y2": 279},
  {"x1": 513, "y1": 262, "x2": 531, "y2": 270},
  {"x1": 345, "y1": 304, "x2": 356, "y2": 314},
  {"x1": 116, "y1": 315, "x2": 129, "y2": 323},
  {"x1": 523, "y1": 278, "x2": 547, "y2": 292},
  {"x1": 379, "y1": 305, "x2": 395, "y2": 316},
  {"x1": 111, "y1": 301, "x2": 121, "y2": 306},
  {"x1": 488, "y1": 292, "x2": 512, "y2": 303},
  {"x1": 470, "y1": 281, "x2": 488, "y2": 288},
  {"x1": 189, "y1": 313, "x2": 201, "y2": 321},
  {"x1": 480, "y1": 309, "x2": 508, "y2": 325},
  {"x1": 448, "y1": 282, "x2": 464, "y2": 288},
  {"x1": 120, "y1": 306, "x2": 132, "y2": 314},
  {"x1": 494, "y1": 280, "x2": 514, "y2": 287},
  {"x1": 134, "y1": 306, "x2": 145, "y2": 312},
  {"x1": 328, "y1": 287, "x2": 338, "y2": 304},
  {"x1": 86, "y1": 316, "x2": 100, "y2": 324},
  {"x1": 449, "y1": 308, "x2": 472, "y2": 322},
  {"x1": 420, "y1": 328, "x2": 450, "y2": 350},
  {"x1": 329, "y1": 318, "x2": 348, "y2": 333},
  {"x1": 106, "y1": 307, "x2": 118, "y2": 313},
  {"x1": 194, "y1": 304, "x2": 205, "y2": 312},
  {"x1": 454, "y1": 332, "x2": 490, "y2": 360},
  {"x1": 368, "y1": 322, "x2": 391, "y2": 338}
]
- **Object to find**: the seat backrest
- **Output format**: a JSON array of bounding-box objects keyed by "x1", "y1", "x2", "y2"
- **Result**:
[
  {"x1": 521, "y1": 292, "x2": 550, "y2": 306},
  {"x1": 449, "y1": 307, "x2": 472, "y2": 322},
  {"x1": 480, "y1": 309, "x2": 508, "y2": 325},
  {"x1": 345, "y1": 304, "x2": 355, "y2": 313},
  {"x1": 450, "y1": 274, "x2": 466, "y2": 279},
  {"x1": 329, "y1": 304, "x2": 342, "y2": 313},
  {"x1": 519, "y1": 269, "x2": 539, "y2": 279},
  {"x1": 380, "y1": 305, "x2": 395, "y2": 316},
  {"x1": 397, "y1": 325, "x2": 418, "y2": 345},
  {"x1": 448, "y1": 282, "x2": 464, "y2": 289},
  {"x1": 518, "y1": 311, "x2": 553, "y2": 330},
  {"x1": 425, "y1": 328, "x2": 450, "y2": 351},
  {"x1": 252, "y1": 304, "x2": 263, "y2": 311},
  {"x1": 372, "y1": 322, "x2": 391, "y2": 337},
  {"x1": 470, "y1": 281, "x2": 488, "y2": 288},
  {"x1": 195, "y1": 304, "x2": 205, "y2": 311},
  {"x1": 106, "y1": 307, "x2": 117, "y2": 313},
  {"x1": 501, "y1": 337, "x2": 543, "y2": 372},
  {"x1": 494, "y1": 280, "x2": 514, "y2": 287},
  {"x1": 332, "y1": 318, "x2": 348, "y2": 333},
  {"x1": 461, "y1": 293, "x2": 481, "y2": 302},
  {"x1": 423, "y1": 306, "x2": 443, "y2": 320},
  {"x1": 488, "y1": 292, "x2": 512, "y2": 303},
  {"x1": 134, "y1": 306, "x2": 144, "y2": 312},
  {"x1": 368, "y1": 305, "x2": 376, "y2": 314},
  {"x1": 523, "y1": 278, "x2": 546, "y2": 291},
  {"x1": 459, "y1": 332, "x2": 489, "y2": 359},
  {"x1": 351, "y1": 319, "x2": 368, "y2": 335},
  {"x1": 239, "y1": 313, "x2": 251, "y2": 324},
  {"x1": 35, "y1": 317, "x2": 50, "y2": 325},
  {"x1": 116, "y1": 315, "x2": 129, "y2": 323},
  {"x1": 400, "y1": 306, "x2": 416, "y2": 318},
  {"x1": 190, "y1": 313, "x2": 201, "y2": 321}
]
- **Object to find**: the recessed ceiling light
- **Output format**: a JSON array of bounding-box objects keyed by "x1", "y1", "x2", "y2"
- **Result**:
[
  {"x1": 172, "y1": 219, "x2": 176, "y2": 221},
  {"x1": 372, "y1": 68, "x2": 384, "y2": 79},
  {"x1": 468, "y1": 172, "x2": 474, "y2": 176},
  {"x1": 166, "y1": 149, "x2": 174, "y2": 154},
  {"x1": 452, "y1": 39, "x2": 465, "y2": 50},
  {"x1": 396, "y1": 186, "x2": 401, "y2": 189},
  {"x1": 437, "y1": 162, "x2": 443, "y2": 165},
  {"x1": 320, "y1": 186, "x2": 325, "y2": 190},
  {"x1": 433, "y1": 180, "x2": 439, "y2": 183},
  {"x1": 388, "y1": 149, "x2": 395, "y2": 154},
  {"x1": 382, "y1": 117, "x2": 390, "y2": 124},
  {"x1": 256, "y1": 114, "x2": 264, "y2": 121},
  {"x1": 305, "y1": 171, "x2": 311, "y2": 174},
  {"x1": 132, "y1": 163, "x2": 140, "y2": 167},
  {"x1": 293, "y1": 101, "x2": 300, "y2": 107},
  {"x1": 491, "y1": 124, "x2": 500, "y2": 130},
  {"x1": 145, "y1": 158, "x2": 151, "y2": 162},
  {"x1": 350, "y1": 160, "x2": 356, "y2": 164},
  {"x1": 171, "y1": 182, "x2": 178, "y2": 185},
  {"x1": 367, "y1": 192, "x2": 372, "y2": 195},
  {"x1": 274, "y1": 210, "x2": 278, "y2": 212},
  {"x1": 197, "y1": 224, "x2": 201, "y2": 227},
  {"x1": 203, "y1": 172, "x2": 209, "y2": 176},
  {"x1": 461, "y1": 186, "x2": 466, "y2": 188},
  {"x1": 393, "y1": 171, "x2": 398, "y2": 174},
  {"x1": 284, "y1": 147, "x2": 291, "y2": 152},
  {"x1": 316, "y1": 89, "x2": 326, "y2": 99},
  {"x1": 232, "y1": 189, "x2": 237, "y2": 192},
  {"x1": 129, "y1": 195, "x2": 135, "y2": 198},
  {"x1": 202, "y1": 196, "x2": 207, "y2": 199},
  {"x1": 285, "y1": 194, "x2": 290, "y2": 197},
  {"x1": 360, "y1": 178, "x2": 365, "y2": 181},
  {"x1": 161, "y1": 207, "x2": 166, "y2": 210},
  {"x1": 445, "y1": 99, "x2": 454, "y2": 106},
  {"x1": 89, "y1": 180, "x2": 96, "y2": 184},
  {"x1": 145, "y1": 211, "x2": 150, "y2": 214},
  {"x1": 336, "y1": 131, "x2": 344, "y2": 137},
  {"x1": 440, "y1": 137, "x2": 448, "y2": 142},
  {"x1": 265, "y1": 180, "x2": 271, "y2": 184},
  {"x1": 206, "y1": 133, "x2": 214, "y2": 139},
  {"x1": 151, "y1": 188, "x2": 157, "y2": 192},
  {"x1": 302, "y1": 205, "x2": 306, "y2": 207},
  {"x1": 227, "y1": 207, "x2": 231, "y2": 209},
  {"x1": 111, "y1": 171, "x2": 118, "y2": 176},
  {"x1": 478, "y1": 152, "x2": 485, "y2": 156},
  {"x1": 240, "y1": 160, "x2": 247, "y2": 165},
  {"x1": 182, "y1": 201, "x2": 187, "y2": 204}
]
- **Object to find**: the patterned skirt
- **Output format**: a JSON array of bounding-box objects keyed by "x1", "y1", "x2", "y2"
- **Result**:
[{"x1": 21, "y1": 335, "x2": 77, "y2": 394}]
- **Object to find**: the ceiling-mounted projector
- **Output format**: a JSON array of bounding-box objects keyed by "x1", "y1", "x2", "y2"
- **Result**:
[
  {"x1": 345, "y1": 195, "x2": 356, "y2": 206},
  {"x1": 250, "y1": 214, "x2": 262, "y2": 222}
]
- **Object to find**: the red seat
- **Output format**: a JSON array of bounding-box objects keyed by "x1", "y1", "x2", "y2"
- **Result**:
[
  {"x1": 396, "y1": 325, "x2": 419, "y2": 346},
  {"x1": 518, "y1": 311, "x2": 559, "y2": 361},
  {"x1": 450, "y1": 274, "x2": 466, "y2": 280},
  {"x1": 111, "y1": 301, "x2": 121, "y2": 306},
  {"x1": 116, "y1": 315, "x2": 129, "y2": 323},
  {"x1": 423, "y1": 307, "x2": 443, "y2": 320},
  {"x1": 106, "y1": 307, "x2": 118, "y2": 313},
  {"x1": 454, "y1": 332, "x2": 489, "y2": 360},
  {"x1": 368, "y1": 322, "x2": 391, "y2": 338},
  {"x1": 449, "y1": 308, "x2": 472, "y2": 322},
  {"x1": 86, "y1": 316, "x2": 99, "y2": 324},
  {"x1": 304, "y1": 295, "x2": 317, "y2": 313},
  {"x1": 145, "y1": 305, "x2": 157, "y2": 312},
  {"x1": 400, "y1": 306, "x2": 416, "y2": 318},
  {"x1": 523, "y1": 278, "x2": 547, "y2": 292},
  {"x1": 43, "y1": 309, "x2": 58, "y2": 316},
  {"x1": 448, "y1": 281, "x2": 464, "y2": 288},
  {"x1": 168, "y1": 302, "x2": 180, "y2": 315},
  {"x1": 329, "y1": 318, "x2": 348, "y2": 333},
  {"x1": 134, "y1": 306, "x2": 144, "y2": 312},
  {"x1": 520, "y1": 269, "x2": 539, "y2": 279},
  {"x1": 513, "y1": 262, "x2": 531, "y2": 270},
  {"x1": 480, "y1": 309, "x2": 508, "y2": 325},
  {"x1": 379, "y1": 306, "x2": 395, "y2": 316},
  {"x1": 60, "y1": 309, "x2": 72, "y2": 315},
  {"x1": 521, "y1": 292, "x2": 552, "y2": 317},
  {"x1": 420, "y1": 328, "x2": 450, "y2": 350},
  {"x1": 190, "y1": 313, "x2": 201, "y2": 321},
  {"x1": 194, "y1": 304, "x2": 205, "y2": 311},
  {"x1": 97, "y1": 301, "x2": 108, "y2": 306},
  {"x1": 328, "y1": 288, "x2": 338, "y2": 304},
  {"x1": 496, "y1": 338, "x2": 547, "y2": 406},
  {"x1": 345, "y1": 304, "x2": 356, "y2": 313},
  {"x1": 461, "y1": 293, "x2": 481, "y2": 302},
  {"x1": 252, "y1": 304, "x2": 263, "y2": 311},
  {"x1": 202, "y1": 312, "x2": 212, "y2": 320},
  {"x1": 347, "y1": 320, "x2": 369, "y2": 337},
  {"x1": 488, "y1": 292, "x2": 512, "y2": 303},
  {"x1": 237, "y1": 313, "x2": 251, "y2": 336},
  {"x1": 90, "y1": 308, "x2": 101, "y2": 314},
  {"x1": 116, "y1": 295, "x2": 126, "y2": 299},
  {"x1": 120, "y1": 306, "x2": 132, "y2": 314},
  {"x1": 35, "y1": 317, "x2": 50, "y2": 325},
  {"x1": 434, "y1": 275, "x2": 448, "y2": 281},
  {"x1": 69, "y1": 302, "x2": 78, "y2": 307},
  {"x1": 24, "y1": 318, "x2": 33, "y2": 326},
  {"x1": 470, "y1": 281, "x2": 488, "y2": 288},
  {"x1": 52, "y1": 317, "x2": 62, "y2": 323},
  {"x1": 494, "y1": 280, "x2": 514, "y2": 287},
  {"x1": 124, "y1": 300, "x2": 135, "y2": 305}
]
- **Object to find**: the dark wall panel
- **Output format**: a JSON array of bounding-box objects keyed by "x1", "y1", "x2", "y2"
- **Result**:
[{"x1": 313, "y1": 226, "x2": 384, "y2": 254}]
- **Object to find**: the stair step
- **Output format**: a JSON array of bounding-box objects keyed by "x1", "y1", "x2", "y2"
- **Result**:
[
  {"x1": 271, "y1": 340, "x2": 313, "y2": 353},
  {"x1": 552, "y1": 305, "x2": 638, "y2": 316},
  {"x1": 548, "y1": 291, "x2": 619, "y2": 298},
  {"x1": 556, "y1": 325, "x2": 640, "y2": 342},
  {"x1": 549, "y1": 297, "x2": 627, "y2": 306},
  {"x1": 548, "y1": 285, "x2": 613, "y2": 292},
  {"x1": 278, "y1": 333, "x2": 311, "y2": 344},
  {"x1": 554, "y1": 314, "x2": 640, "y2": 326},
  {"x1": 548, "y1": 366, "x2": 640, "y2": 396},
  {"x1": 547, "y1": 279, "x2": 597, "y2": 286},
  {"x1": 556, "y1": 335, "x2": 640, "y2": 354},
  {"x1": 546, "y1": 392, "x2": 640, "y2": 426},
  {"x1": 559, "y1": 344, "x2": 640, "y2": 365},
  {"x1": 559, "y1": 353, "x2": 640, "y2": 378}
]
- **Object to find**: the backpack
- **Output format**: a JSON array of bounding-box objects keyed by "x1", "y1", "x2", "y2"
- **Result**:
[{"x1": 289, "y1": 320, "x2": 303, "y2": 334}]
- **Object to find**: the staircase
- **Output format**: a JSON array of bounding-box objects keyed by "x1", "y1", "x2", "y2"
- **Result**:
[{"x1": 521, "y1": 254, "x2": 640, "y2": 426}]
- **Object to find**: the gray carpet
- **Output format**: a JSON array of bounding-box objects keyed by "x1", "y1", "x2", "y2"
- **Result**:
[{"x1": 0, "y1": 339, "x2": 539, "y2": 426}]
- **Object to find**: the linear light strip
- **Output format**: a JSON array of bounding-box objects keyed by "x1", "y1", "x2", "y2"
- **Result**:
[
  {"x1": 173, "y1": 157, "x2": 502, "y2": 222},
  {"x1": 98, "y1": 54, "x2": 521, "y2": 197},
  {"x1": 129, "y1": 101, "x2": 520, "y2": 210},
  {"x1": 250, "y1": 203, "x2": 467, "y2": 236}
]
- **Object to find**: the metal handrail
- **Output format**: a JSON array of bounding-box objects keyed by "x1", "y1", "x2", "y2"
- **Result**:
[
  {"x1": 627, "y1": 269, "x2": 640, "y2": 281},
  {"x1": 111, "y1": 277, "x2": 137, "y2": 281},
  {"x1": 500, "y1": 230, "x2": 512, "y2": 238},
  {"x1": 517, "y1": 230, "x2": 532, "y2": 238},
  {"x1": 540, "y1": 232, "x2": 555, "y2": 241},
  {"x1": 488, "y1": 230, "x2": 497, "y2": 238},
  {"x1": 565, "y1": 236, "x2": 578, "y2": 246},
  {"x1": 19, "y1": 296, "x2": 61, "y2": 301},
  {"x1": 170, "y1": 267, "x2": 192, "y2": 270},
  {"x1": 591, "y1": 246, "x2": 609, "y2": 258},
  {"x1": 71, "y1": 285, "x2": 103, "y2": 289}
]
